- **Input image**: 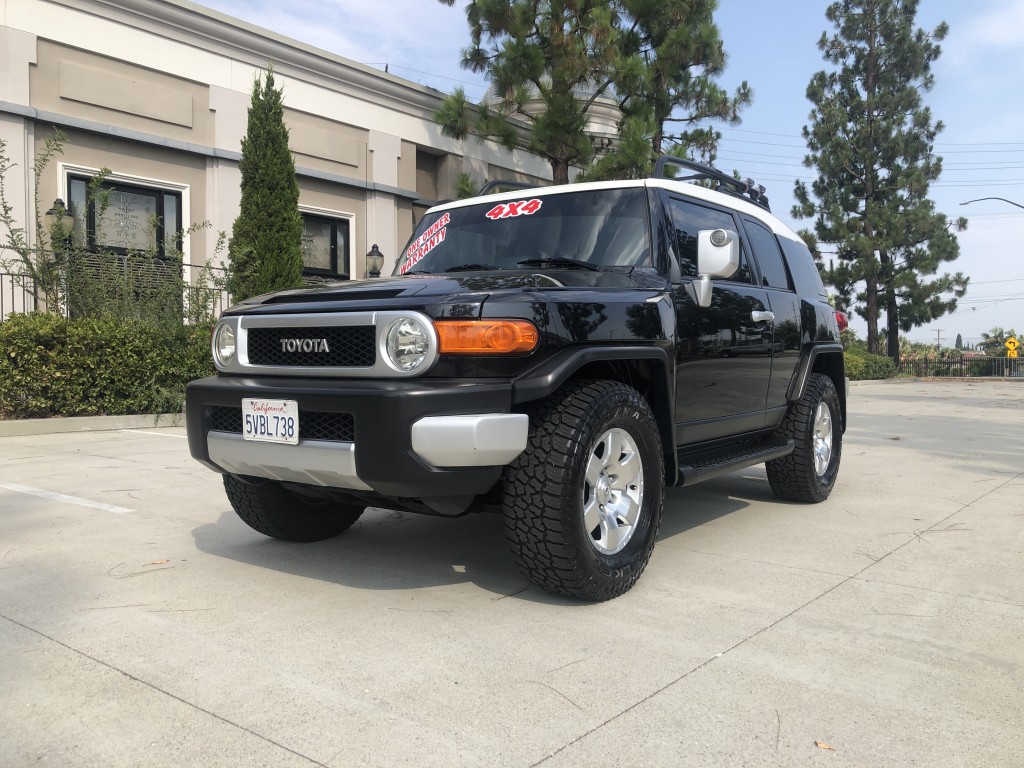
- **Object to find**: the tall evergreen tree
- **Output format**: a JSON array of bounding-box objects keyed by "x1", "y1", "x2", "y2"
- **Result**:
[
  {"x1": 227, "y1": 68, "x2": 303, "y2": 301},
  {"x1": 793, "y1": 0, "x2": 967, "y2": 360},
  {"x1": 435, "y1": 1, "x2": 747, "y2": 183},
  {"x1": 598, "y1": 0, "x2": 751, "y2": 176},
  {"x1": 435, "y1": 0, "x2": 620, "y2": 185}
]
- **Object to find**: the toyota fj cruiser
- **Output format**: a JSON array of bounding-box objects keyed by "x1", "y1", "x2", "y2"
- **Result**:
[{"x1": 185, "y1": 157, "x2": 847, "y2": 601}]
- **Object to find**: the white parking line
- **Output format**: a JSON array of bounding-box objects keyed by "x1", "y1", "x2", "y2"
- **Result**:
[
  {"x1": 120, "y1": 429, "x2": 188, "y2": 439},
  {"x1": 0, "y1": 482, "x2": 134, "y2": 514}
]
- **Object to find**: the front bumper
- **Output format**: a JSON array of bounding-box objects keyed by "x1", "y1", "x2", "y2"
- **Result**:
[{"x1": 185, "y1": 375, "x2": 526, "y2": 498}]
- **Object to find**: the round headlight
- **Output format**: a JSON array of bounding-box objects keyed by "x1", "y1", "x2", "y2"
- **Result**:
[
  {"x1": 213, "y1": 322, "x2": 236, "y2": 367},
  {"x1": 386, "y1": 317, "x2": 431, "y2": 372}
]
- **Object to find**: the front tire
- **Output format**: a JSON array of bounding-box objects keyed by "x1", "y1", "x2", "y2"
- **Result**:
[
  {"x1": 223, "y1": 475, "x2": 364, "y2": 542},
  {"x1": 766, "y1": 373, "x2": 842, "y2": 502},
  {"x1": 502, "y1": 380, "x2": 664, "y2": 601}
]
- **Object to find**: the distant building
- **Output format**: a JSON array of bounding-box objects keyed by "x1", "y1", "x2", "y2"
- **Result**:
[{"x1": 0, "y1": 0, "x2": 550, "y2": 312}]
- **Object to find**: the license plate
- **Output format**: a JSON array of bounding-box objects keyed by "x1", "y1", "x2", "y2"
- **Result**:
[{"x1": 242, "y1": 399, "x2": 299, "y2": 444}]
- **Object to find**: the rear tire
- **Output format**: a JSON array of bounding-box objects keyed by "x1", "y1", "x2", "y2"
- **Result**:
[
  {"x1": 502, "y1": 380, "x2": 664, "y2": 601},
  {"x1": 766, "y1": 373, "x2": 842, "y2": 503},
  {"x1": 223, "y1": 475, "x2": 364, "y2": 542}
]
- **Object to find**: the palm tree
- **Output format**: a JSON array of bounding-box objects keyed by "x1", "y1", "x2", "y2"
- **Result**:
[{"x1": 978, "y1": 327, "x2": 1017, "y2": 356}]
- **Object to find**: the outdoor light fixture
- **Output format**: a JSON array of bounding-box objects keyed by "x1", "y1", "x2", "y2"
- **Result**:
[
  {"x1": 366, "y1": 244, "x2": 384, "y2": 278},
  {"x1": 44, "y1": 198, "x2": 74, "y2": 240}
]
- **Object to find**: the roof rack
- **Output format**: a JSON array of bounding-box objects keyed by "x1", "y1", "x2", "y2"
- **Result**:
[
  {"x1": 478, "y1": 179, "x2": 539, "y2": 195},
  {"x1": 652, "y1": 156, "x2": 771, "y2": 212}
]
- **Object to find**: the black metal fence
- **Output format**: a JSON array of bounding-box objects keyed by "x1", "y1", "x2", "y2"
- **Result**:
[
  {"x1": 897, "y1": 357, "x2": 1022, "y2": 378},
  {"x1": 1, "y1": 267, "x2": 231, "y2": 322}
]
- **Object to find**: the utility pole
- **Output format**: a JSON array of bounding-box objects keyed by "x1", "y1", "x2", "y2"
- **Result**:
[{"x1": 935, "y1": 328, "x2": 943, "y2": 352}]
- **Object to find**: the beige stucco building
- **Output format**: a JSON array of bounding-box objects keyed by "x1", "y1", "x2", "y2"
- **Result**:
[{"x1": 0, "y1": 0, "x2": 550, "y2": 312}]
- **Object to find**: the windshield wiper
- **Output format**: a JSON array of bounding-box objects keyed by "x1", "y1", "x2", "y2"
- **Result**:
[
  {"x1": 517, "y1": 256, "x2": 601, "y2": 272},
  {"x1": 443, "y1": 263, "x2": 499, "y2": 272}
]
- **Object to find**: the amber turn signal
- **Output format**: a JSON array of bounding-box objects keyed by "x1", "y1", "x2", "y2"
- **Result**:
[{"x1": 435, "y1": 320, "x2": 539, "y2": 354}]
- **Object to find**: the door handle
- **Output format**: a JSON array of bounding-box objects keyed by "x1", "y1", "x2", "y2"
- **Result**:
[{"x1": 751, "y1": 310, "x2": 775, "y2": 323}]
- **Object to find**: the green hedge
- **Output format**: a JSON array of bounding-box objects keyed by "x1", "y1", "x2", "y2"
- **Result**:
[
  {"x1": 844, "y1": 350, "x2": 897, "y2": 381},
  {"x1": 0, "y1": 313, "x2": 214, "y2": 418}
]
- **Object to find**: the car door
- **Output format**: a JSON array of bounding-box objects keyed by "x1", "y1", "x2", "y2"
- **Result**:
[
  {"x1": 664, "y1": 195, "x2": 773, "y2": 444},
  {"x1": 739, "y1": 216, "x2": 802, "y2": 415}
]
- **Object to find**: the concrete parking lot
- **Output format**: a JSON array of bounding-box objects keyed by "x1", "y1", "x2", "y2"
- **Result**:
[{"x1": 0, "y1": 380, "x2": 1021, "y2": 767}]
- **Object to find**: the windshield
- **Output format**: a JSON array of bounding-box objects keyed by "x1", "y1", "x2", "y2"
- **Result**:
[{"x1": 394, "y1": 188, "x2": 651, "y2": 275}]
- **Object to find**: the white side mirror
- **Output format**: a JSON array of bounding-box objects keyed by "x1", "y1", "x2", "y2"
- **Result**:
[{"x1": 695, "y1": 229, "x2": 740, "y2": 308}]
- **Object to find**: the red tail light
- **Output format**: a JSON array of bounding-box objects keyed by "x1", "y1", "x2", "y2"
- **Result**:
[{"x1": 835, "y1": 310, "x2": 849, "y2": 333}]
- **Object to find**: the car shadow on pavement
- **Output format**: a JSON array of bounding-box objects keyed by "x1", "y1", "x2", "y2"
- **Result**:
[{"x1": 190, "y1": 477, "x2": 761, "y2": 603}]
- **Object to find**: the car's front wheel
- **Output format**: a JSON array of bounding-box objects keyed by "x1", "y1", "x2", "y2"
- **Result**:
[
  {"x1": 223, "y1": 475, "x2": 364, "y2": 542},
  {"x1": 502, "y1": 380, "x2": 664, "y2": 601}
]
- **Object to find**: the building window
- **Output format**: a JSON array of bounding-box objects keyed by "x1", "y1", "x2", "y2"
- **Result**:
[
  {"x1": 67, "y1": 175, "x2": 182, "y2": 260},
  {"x1": 301, "y1": 213, "x2": 349, "y2": 278}
]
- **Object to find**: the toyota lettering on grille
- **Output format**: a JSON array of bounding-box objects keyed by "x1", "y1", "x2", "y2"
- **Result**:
[{"x1": 280, "y1": 338, "x2": 331, "y2": 353}]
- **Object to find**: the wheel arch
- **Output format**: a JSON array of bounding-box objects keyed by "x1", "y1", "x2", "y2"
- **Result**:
[
  {"x1": 788, "y1": 344, "x2": 847, "y2": 432},
  {"x1": 512, "y1": 346, "x2": 678, "y2": 485}
]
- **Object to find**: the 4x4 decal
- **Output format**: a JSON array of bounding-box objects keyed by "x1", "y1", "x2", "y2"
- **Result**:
[{"x1": 485, "y1": 199, "x2": 543, "y2": 220}]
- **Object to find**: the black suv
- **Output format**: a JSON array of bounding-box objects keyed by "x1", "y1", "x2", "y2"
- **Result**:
[{"x1": 186, "y1": 158, "x2": 846, "y2": 601}]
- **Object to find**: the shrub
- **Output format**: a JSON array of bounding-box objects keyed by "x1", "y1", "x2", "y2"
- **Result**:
[
  {"x1": 845, "y1": 350, "x2": 896, "y2": 381},
  {"x1": 0, "y1": 313, "x2": 213, "y2": 418}
]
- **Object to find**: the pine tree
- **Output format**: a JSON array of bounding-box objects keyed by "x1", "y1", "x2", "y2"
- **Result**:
[
  {"x1": 955, "y1": 333, "x2": 962, "y2": 350},
  {"x1": 227, "y1": 68, "x2": 303, "y2": 301},
  {"x1": 793, "y1": 0, "x2": 968, "y2": 360},
  {"x1": 435, "y1": 0, "x2": 620, "y2": 185},
  {"x1": 436, "y1": 1, "x2": 748, "y2": 183},
  {"x1": 599, "y1": 0, "x2": 751, "y2": 175}
]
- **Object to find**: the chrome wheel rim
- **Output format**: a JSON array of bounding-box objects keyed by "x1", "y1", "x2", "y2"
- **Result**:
[
  {"x1": 583, "y1": 427, "x2": 644, "y2": 555},
  {"x1": 813, "y1": 402, "x2": 833, "y2": 476}
]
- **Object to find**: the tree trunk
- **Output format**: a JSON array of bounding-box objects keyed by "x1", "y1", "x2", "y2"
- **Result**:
[
  {"x1": 881, "y1": 248, "x2": 900, "y2": 362},
  {"x1": 551, "y1": 158, "x2": 570, "y2": 186},
  {"x1": 865, "y1": 278, "x2": 880, "y2": 355}
]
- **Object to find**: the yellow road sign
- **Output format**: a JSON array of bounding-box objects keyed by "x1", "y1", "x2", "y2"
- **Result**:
[
  {"x1": 1008, "y1": 349, "x2": 1018, "y2": 358},
  {"x1": 1005, "y1": 336, "x2": 1020, "y2": 351}
]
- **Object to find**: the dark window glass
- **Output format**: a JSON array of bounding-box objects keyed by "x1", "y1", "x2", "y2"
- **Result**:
[
  {"x1": 779, "y1": 237, "x2": 828, "y2": 299},
  {"x1": 301, "y1": 214, "x2": 349, "y2": 278},
  {"x1": 667, "y1": 197, "x2": 752, "y2": 283},
  {"x1": 66, "y1": 174, "x2": 182, "y2": 261},
  {"x1": 743, "y1": 218, "x2": 793, "y2": 290},
  {"x1": 393, "y1": 188, "x2": 651, "y2": 274}
]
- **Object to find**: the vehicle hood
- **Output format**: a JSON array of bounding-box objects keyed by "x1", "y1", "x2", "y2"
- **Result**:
[{"x1": 231, "y1": 269, "x2": 663, "y2": 314}]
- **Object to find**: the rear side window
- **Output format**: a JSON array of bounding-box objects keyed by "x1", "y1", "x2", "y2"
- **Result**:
[
  {"x1": 779, "y1": 237, "x2": 828, "y2": 299},
  {"x1": 743, "y1": 217, "x2": 793, "y2": 291},
  {"x1": 667, "y1": 197, "x2": 753, "y2": 284}
]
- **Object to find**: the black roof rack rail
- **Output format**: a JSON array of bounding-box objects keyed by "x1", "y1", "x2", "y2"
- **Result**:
[
  {"x1": 478, "y1": 179, "x2": 539, "y2": 195},
  {"x1": 652, "y1": 156, "x2": 771, "y2": 212}
]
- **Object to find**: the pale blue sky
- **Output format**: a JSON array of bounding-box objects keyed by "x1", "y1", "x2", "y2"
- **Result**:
[{"x1": 194, "y1": 0, "x2": 1024, "y2": 346}]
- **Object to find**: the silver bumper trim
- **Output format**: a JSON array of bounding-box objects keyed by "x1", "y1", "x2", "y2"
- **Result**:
[
  {"x1": 411, "y1": 414, "x2": 529, "y2": 467},
  {"x1": 207, "y1": 432, "x2": 372, "y2": 490}
]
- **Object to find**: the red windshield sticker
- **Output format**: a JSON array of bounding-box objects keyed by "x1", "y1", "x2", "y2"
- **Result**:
[
  {"x1": 485, "y1": 199, "x2": 543, "y2": 220},
  {"x1": 400, "y1": 212, "x2": 450, "y2": 274}
]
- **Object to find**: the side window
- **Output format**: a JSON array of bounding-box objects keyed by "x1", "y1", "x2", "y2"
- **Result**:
[
  {"x1": 67, "y1": 174, "x2": 183, "y2": 260},
  {"x1": 743, "y1": 218, "x2": 793, "y2": 291},
  {"x1": 667, "y1": 197, "x2": 753, "y2": 283},
  {"x1": 300, "y1": 213, "x2": 350, "y2": 278}
]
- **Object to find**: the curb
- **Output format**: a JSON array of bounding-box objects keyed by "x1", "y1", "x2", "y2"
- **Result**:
[{"x1": 0, "y1": 412, "x2": 184, "y2": 437}]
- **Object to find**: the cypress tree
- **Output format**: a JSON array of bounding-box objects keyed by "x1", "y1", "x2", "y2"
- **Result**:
[
  {"x1": 227, "y1": 68, "x2": 303, "y2": 301},
  {"x1": 793, "y1": 0, "x2": 967, "y2": 360}
]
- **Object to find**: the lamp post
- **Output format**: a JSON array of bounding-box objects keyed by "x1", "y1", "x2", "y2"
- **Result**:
[
  {"x1": 960, "y1": 197, "x2": 1024, "y2": 211},
  {"x1": 366, "y1": 244, "x2": 384, "y2": 278},
  {"x1": 43, "y1": 198, "x2": 74, "y2": 313}
]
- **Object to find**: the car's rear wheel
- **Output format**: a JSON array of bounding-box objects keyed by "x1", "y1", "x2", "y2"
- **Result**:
[
  {"x1": 766, "y1": 373, "x2": 842, "y2": 502},
  {"x1": 223, "y1": 475, "x2": 364, "y2": 542},
  {"x1": 502, "y1": 380, "x2": 664, "y2": 601}
]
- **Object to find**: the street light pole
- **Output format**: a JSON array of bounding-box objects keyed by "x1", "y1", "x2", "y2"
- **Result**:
[{"x1": 959, "y1": 197, "x2": 1024, "y2": 211}]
